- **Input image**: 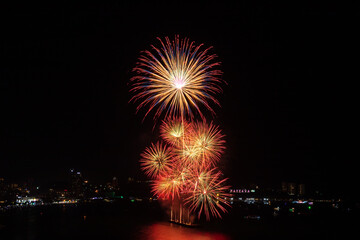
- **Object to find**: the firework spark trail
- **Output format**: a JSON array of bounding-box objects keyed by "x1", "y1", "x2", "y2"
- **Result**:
[
  {"x1": 169, "y1": 120, "x2": 225, "y2": 171},
  {"x1": 140, "y1": 142, "x2": 173, "y2": 179},
  {"x1": 191, "y1": 121, "x2": 226, "y2": 168},
  {"x1": 184, "y1": 169, "x2": 231, "y2": 221},
  {"x1": 160, "y1": 117, "x2": 190, "y2": 146},
  {"x1": 152, "y1": 171, "x2": 183, "y2": 200},
  {"x1": 130, "y1": 36, "x2": 223, "y2": 121}
]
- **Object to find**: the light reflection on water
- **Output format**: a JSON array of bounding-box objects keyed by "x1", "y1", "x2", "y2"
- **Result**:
[{"x1": 138, "y1": 222, "x2": 231, "y2": 240}]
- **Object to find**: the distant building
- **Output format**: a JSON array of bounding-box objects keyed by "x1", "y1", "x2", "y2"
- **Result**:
[
  {"x1": 298, "y1": 184, "x2": 305, "y2": 196},
  {"x1": 0, "y1": 178, "x2": 5, "y2": 202},
  {"x1": 0, "y1": 178, "x2": 4, "y2": 191},
  {"x1": 112, "y1": 177, "x2": 118, "y2": 189},
  {"x1": 288, "y1": 182, "x2": 296, "y2": 195},
  {"x1": 70, "y1": 169, "x2": 83, "y2": 198},
  {"x1": 281, "y1": 182, "x2": 297, "y2": 196},
  {"x1": 281, "y1": 182, "x2": 288, "y2": 193}
]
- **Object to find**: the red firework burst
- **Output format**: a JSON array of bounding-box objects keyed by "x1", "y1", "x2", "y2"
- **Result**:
[{"x1": 184, "y1": 169, "x2": 231, "y2": 220}]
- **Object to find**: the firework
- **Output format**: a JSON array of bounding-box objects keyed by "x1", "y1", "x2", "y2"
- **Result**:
[
  {"x1": 152, "y1": 172, "x2": 183, "y2": 199},
  {"x1": 140, "y1": 142, "x2": 173, "y2": 179},
  {"x1": 130, "y1": 36, "x2": 223, "y2": 120},
  {"x1": 190, "y1": 121, "x2": 225, "y2": 168},
  {"x1": 184, "y1": 169, "x2": 231, "y2": 220},
  {"x1": 131, "y1": 36, "x2": 230, "y2": 222},
  {"x1": 160, "y1": 117, "x2": 189, "y2": 146},
  {"x1": 168, "y1": 120, "x2": 225, "y2": 170},
  {"x1": 177, "y1": 142, "x2": 201, "y2": 168},
  {"x1": 151, "y1": 119, "x2": 230, "y2": 220}
]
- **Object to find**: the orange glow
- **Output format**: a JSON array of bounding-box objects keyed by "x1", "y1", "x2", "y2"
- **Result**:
[{"x1": 140, "y1": 223, "x2": 231, "y2": 240}]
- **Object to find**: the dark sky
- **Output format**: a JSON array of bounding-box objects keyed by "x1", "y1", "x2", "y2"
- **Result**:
[{"x1": 1, "y1": 2, "x2": 352, "y2": 196}]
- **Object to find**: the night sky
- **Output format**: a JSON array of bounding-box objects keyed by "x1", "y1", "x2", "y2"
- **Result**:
[{"x1": 1, "y1": 2, "x2": 352, "y2": 197}]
